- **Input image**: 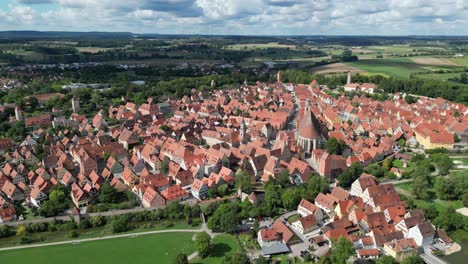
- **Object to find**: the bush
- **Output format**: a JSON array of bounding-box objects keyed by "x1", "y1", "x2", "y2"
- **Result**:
[
  {"x1": 90, "y1": 215, "x2": 107, "y2": 227},
  {"x1": 67, "y1": 230, "x2": 79, "y2": 238},
  {"x1": 0, "y1": 225, "x2": 14, "y2": 238},
  {"x1": 109, "y1": 218, "x2": 130, "y2": 234},
  {"x1": 20, "y1": 233, "x2": 33, "y2": 244}
]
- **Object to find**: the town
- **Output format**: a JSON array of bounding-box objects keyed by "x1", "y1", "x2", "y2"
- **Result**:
[{"x1": 0, "y1": 68, "x2": 466, "y2": 264}]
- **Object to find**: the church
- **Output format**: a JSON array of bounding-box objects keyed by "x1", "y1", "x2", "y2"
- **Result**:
[{"x1": 297, "y1": 99, "x2": 322, "y2": 154}]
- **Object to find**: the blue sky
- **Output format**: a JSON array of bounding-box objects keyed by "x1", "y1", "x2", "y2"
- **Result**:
[{"x1": 0, "y1": 0, "x2": 467, "y2": 35}]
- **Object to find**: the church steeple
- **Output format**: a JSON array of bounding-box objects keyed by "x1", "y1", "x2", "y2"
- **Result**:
[{"x1": 240, "y1": 118, "x2": 246, "y2": 140}]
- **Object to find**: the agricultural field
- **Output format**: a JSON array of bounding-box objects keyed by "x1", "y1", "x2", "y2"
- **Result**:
[
  {"x1": 191, "y1": 234, "x2": 240, "y2": 264},
  {"x1": 0, "y1": 232, "x2": 197, "y2": 264},
  {"x1": 226, "y1": 42, "x2": 299, "y2": 50},
  {"x1": 311, "y1": 62, "x2": 364, "y2": 74},
  {"x1": 344, "y1": 58, "x2": 460, "y2": 78},
  {"x1": 76, "y1": 47, "x2": 116, "y2": 53},
  {"x1": 450, "y1": 57, "x2": 468, "y2": 66}
]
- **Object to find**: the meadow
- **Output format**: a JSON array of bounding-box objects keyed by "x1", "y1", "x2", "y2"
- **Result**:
[{"x1": 0, "y1": 232, "x2": 197, "y2": 264}]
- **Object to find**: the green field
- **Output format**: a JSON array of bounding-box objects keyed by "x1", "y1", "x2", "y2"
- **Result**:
[
  {"x1": 416, "y1": 72, "x2": 463, "y2": 80},
  {"x1": 0, "y1": 220, "x2": 200, "y2": 248},
  {"x1": 0, "y1": 232, "x2": 196, "y2": 264},
  {"x1": 450, "y1": 57, "x2": 468, "y2": 66},
  {"x1": 345, "y1": 58, "x2": 458, "y2": 78},
  {"x1": 191, "y1": 234, "x2": 240, "y2": 264}
]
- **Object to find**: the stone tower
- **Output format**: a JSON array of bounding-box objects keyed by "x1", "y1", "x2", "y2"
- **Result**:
[
  {"x1": 211, "y1": 79, "x2": 216, "y2": 88},
  {"x1": 277, "y1": 71, "x2": 282, "y2": 83},
  {"x1": 15, "y1": 106, "x2": 23, "y2": 122},
  {"x1": 347, "y1": 71, "x2": 352, "y2": 84},
  {"x1": 72, "y1": 96, "x2": 80, "y2": 113}
]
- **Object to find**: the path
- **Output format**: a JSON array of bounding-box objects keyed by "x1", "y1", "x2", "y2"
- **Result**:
[{"x1": 0, "y1": 229, "x2": 203, "y2": 252}]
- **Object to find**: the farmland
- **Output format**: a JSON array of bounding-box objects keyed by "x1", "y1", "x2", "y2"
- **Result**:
[
  {"x1": 0, "y1": 232, "x2": 197, "y2": 264},
  {"x1": 344, "y1": 58, "x2": 461, "y2": 78}
]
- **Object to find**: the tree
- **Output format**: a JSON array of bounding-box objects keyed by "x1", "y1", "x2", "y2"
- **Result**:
[
  {"x1": 98, "y1": 180, "x2": 120, "y2": 204},
  {"x1": 90, "y1": 215, "x2": 107, "y2": 227},
  {"x1": 265, "y1": 183, "x2": 282, "y2": 209},
  {"x1": 326, "y1": 138, "x2": 346, "y2": 155},
  {"x1": 221, "y1": 252, "x2": 250, "y2": 264},
  {"x1": 382, "y1": 157, "x2": 392, "y2": 171},
  {"x1": 16, "y1": 225, "x2": 26, "y2": 236},
  {"x1": 337, "y1": 162, "x2": 363, "y2": 188},
  {"x1": 377, "y1": 255, "x2": 397, "y2": 264},
  {"x1": 219, "y1": 211, "x2": 239, "y2": 234},
  {"x1": 235, "y1": 171, "x2": 252, "y2": 194},
  {"x1": 277, "y1": 169, "x2": 291, "y2": 187},
  {"x1": 173, "y1": 253, "x2": 189, "y2": 264},
  {"x1": 434, "y1": 206, "x2": 464, "y2": 232},
  {"x1": 411, "y1": 175, "x2": 431, "y2": 200},
  {"x1": 281, "y1": 188, "x2": 302, "y2": 210},
  {"x1": 330, "y1": 236, "x2": 355, "y2": 264},
  {"x1": 195, "y1": 231, "x2": 212, "y2": 258},
  {"x1": 217, "y1": 184, "x2": 229, "y2": 197}
]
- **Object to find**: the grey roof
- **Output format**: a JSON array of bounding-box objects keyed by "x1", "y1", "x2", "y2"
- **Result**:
[{"x1": 262, "y1": 243, "x2": 290, "y2": 255}]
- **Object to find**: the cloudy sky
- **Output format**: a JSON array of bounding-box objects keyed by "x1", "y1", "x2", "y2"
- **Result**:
[{"x1": 0, "y1": 0, "x2": 467, "y2": 35}]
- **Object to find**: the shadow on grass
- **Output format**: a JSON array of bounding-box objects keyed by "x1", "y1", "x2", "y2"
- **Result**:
[{"x1": 209, "y1": 242, "x2": 232, "y2": 257}]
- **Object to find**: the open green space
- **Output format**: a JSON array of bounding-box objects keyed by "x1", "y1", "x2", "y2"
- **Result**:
[
  {"x1": 0, "y1": 232, "x2": 196, "y2": 264},
  {"x1": 191, "y1": 234, "x2": 240, "y2": 264},
  {"x1": 0, "y1": 220, "x2": 200, "y2": 248}
]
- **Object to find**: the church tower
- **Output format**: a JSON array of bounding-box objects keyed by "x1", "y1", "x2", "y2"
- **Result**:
[
  {"x1": 15, "y1": 106, "x2": 23, "y2": 122},
  {"x1": 240, "y1": 118, "x2": 247, "y2": 141},
  {"x1": 347, "y1": 71, "x2": 352, "y2": 84},
  {"x1": 72, "y1": 96, "x2": 80, "y2": 113}
]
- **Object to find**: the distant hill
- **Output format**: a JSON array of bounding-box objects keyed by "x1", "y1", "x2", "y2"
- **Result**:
[{"x1": 0, "y1": 31, "x2": 134, "y2": 39}]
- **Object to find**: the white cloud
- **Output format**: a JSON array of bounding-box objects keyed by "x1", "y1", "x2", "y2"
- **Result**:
[{"x1": 0, "y1": 0, "x2": 466, "y2": 35}]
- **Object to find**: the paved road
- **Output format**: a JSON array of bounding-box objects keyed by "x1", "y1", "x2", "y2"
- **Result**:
[{"x1": 0, "y1": 229, "x2": 203, "y2": 252}]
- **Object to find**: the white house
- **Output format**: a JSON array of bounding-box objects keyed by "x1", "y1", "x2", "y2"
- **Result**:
[
  {"x1": 407, "y1": 222, "x2": 435, "y2": 246},
  {"x1": 291, "y1": 215, "x2": 319, "y2": 234},
  {"x1": 297, "y1": 198, "x2": 323, "y2": 221}
]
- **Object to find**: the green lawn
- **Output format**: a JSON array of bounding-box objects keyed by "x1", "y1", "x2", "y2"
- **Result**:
[
  {"x1": 0, "y1": 232, "x2": 196, "y2": 264},
  {"x1": 191, "y1": 234, "x2": 240, "y2": 264},
  {"x1": 395, "y1": 182, "x2": 412, "y2": 192},
  {"x1": 287, "y1": 214, "x2": 300, "y2": 223},
  {"x1": 0, "y1": 220, "x2": 200, "y2": 248}
]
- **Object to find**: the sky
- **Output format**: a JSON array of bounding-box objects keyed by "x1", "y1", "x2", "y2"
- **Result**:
[{"x1": 0, "y1": 0, "x2": 467, "y2": 35}]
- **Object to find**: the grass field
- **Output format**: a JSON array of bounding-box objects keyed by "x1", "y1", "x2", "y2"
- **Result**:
[
  {"x1": 0, "y1": 220, "x2": 200, "y2": 248},
  {"x1": 0, "y1": 232, "x2": 196, "y2": 264},
  {"x1": 344, "y1": 58, "x2": 459, "y2": 78},
  {"x1": 191, "y1": 234, "x2": 240, "y2": 264}
]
